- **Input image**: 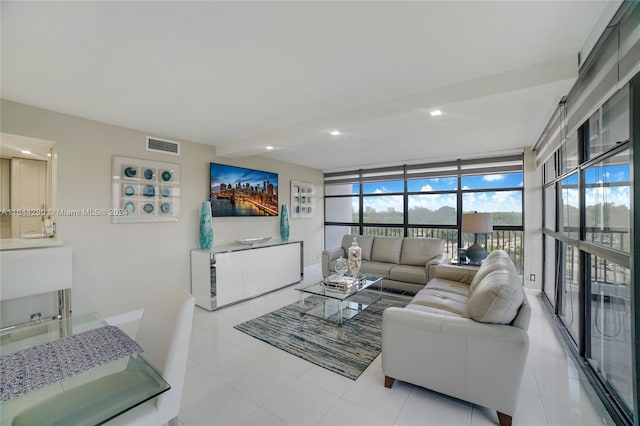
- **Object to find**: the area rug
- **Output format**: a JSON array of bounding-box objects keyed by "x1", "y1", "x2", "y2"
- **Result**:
[{"x1": 233, "y1": 290, "x2": 411, "y2": 380}]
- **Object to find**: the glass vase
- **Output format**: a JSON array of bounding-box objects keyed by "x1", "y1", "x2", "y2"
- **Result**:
[
  {"x1": 334, "y1": 256, "x2": 348, "y2": 279},
  {"x1": 199, "y1": 201, "x2": 213, "y2": 250},
  {"x1": 280, "y1": 204, "x2": 290, "y2": 241},
  {"x1": 348, "y1": 236, "x2": 362, "y2": 277}
]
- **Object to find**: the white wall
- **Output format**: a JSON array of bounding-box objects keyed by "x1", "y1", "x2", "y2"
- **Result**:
[
  {"x1": 1, "y1": 100, "x2": 324, "y2": 318},
  {"x1": 523, "y1": 147, "x2": 542, "y2": 289},
  {"x1": 0, "y1": 158, "x2": 10, "y2": 238}
]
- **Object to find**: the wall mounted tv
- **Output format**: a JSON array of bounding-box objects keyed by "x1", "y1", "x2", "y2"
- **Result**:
[{"x1": 210, "y1": 163, "x2": 279, "y2": 217}]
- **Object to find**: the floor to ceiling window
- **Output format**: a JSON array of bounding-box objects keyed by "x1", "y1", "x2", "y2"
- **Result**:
[
  {"x1": 541, "y1": 83, "x2": 634, "y2": 423},
  {"x1": 324, "y1": 156, "x2": 524, "y2": 272}
]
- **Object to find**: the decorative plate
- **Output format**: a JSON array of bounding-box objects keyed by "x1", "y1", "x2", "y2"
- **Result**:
[
  {"x1": 162, "y1": 188, "x2": 170, "y2": 197},
  {"x1": 161, "y1": 202, "x2": 170, "y2": 213},
  {"x1": 124, "y1": 201, "x2": 135, "y2": 214},
  {"x1": 143, "y1": 203, "x2": 154, "y2": 213},
  {"x1": 144, "y1": 169, "x2": 154, "y2": 180},
  {"x1": 124, "y1": 185, "x2": 135, "y2": 196},
  {"x1": 124, "y1": 167, "x2": 137, "y2": 178},
  {"x1": 161, "y1": 171, "x2": 172, "y2": 182},
  {"x1": 235, "y1": 236, "x2": 272, "y2": 245},
  {"x1": 143, "y1": 185, "x2": 155, "y2": 197}
]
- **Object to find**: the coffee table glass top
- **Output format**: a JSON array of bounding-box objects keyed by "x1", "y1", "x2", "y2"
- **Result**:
[
  {"x1": 297, "y1": 273, "x2": 384, "y2": 300},
  {"x1": 296, "y1": 273, "x2": 385, "y2": 324}
]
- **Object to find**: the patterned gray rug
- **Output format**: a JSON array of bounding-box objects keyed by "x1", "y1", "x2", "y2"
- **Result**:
[{"x1": 234, "y1": 290, "x2": 411, "y2": 380}]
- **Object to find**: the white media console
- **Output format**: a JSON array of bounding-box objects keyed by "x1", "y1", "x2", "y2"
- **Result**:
[{"x1": 190, "y1": 240, "x2": 303, "y2": 310}]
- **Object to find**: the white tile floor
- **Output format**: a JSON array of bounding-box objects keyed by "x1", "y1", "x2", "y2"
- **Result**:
[{"x1": 125, "y1": 270, "x2": 617, "y2": 426}]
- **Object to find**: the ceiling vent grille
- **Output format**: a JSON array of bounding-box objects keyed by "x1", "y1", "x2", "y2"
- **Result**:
[{"x1": 146, "y1": 136, "x2": 180, "y2": 156}]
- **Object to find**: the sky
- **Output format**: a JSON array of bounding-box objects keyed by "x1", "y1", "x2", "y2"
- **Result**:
[
  {"x1": 350, "y1": 173, "x2": 524, "y2": 213},
  {"x1": 210, "y1": 163, "x2": 278, "y2": 192},
  {"x1": 562, "y1": 164, "x2": 630, "y2": 208}
]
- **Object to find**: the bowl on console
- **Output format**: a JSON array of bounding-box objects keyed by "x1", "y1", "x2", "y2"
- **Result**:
[{"x1": 235, "y1": 236, "x2": 272, "y2": 246}]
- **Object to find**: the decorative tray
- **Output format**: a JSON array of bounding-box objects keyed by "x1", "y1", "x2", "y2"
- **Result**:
[{"x1": 323, "y1": 274, "x2": 365, "y2": 291}]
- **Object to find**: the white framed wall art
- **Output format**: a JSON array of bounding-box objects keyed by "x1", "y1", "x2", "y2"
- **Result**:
[{"x1": 112, "y1": 156, "x2": 181, "y2": 223}]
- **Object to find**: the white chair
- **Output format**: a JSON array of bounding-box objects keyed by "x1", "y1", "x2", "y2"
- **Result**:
[{"x1": 108, "y1": 286, "x2": 195, "y2": 426}]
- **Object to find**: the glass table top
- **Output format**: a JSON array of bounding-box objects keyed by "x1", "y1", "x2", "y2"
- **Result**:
[
  {"x1": 296, "y1": 273, "x2": 384, "y2": 301},
  {"x1": 0, "y1": 314, "x2": 169, "y2": 426}
]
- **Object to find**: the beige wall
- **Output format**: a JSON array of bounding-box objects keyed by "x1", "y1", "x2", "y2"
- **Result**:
[
  {"x1": 523, "y1": 147, "x2": 542, "y2": 290},
  {"x1": 1, "y1": 100, "x2": 324, "y2": 318}
]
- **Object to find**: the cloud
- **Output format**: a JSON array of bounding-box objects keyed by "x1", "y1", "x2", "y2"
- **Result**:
[
  {"x1": 585, "y1": 185, "x2": 630, "y2": 208},
  {"x1": 464, "y1": 191, "x2": 522, "y2": 213},
  {"x1": 420, "y1": 184, "x2": 433, "y2": 191},
  {"x1": 361, "y1": 195, "x2": 404, "y2": 213},
  {"x1": 408, "y1": 194, "x2": 457, "y2": 210},
  {"x1": 613, "y1": 171, "x2": 629, "y2": 182},
  {"x1": 482, "y1": 174, "x2": 505, "y2": 182},
  {"x1": 562, "y1": 188, "x2": 580, "y2": 208}
]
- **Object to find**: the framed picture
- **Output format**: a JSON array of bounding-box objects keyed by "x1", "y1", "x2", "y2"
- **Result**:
[
  {"x1": 291, "y1": 180, "x2": 315, "y2": 218},
  {"x1": 112, "y1": 156, "x2": 181, "y2": 223}
]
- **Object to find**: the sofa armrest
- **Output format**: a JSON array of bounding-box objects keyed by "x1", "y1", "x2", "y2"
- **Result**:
[
  {"x1": 321, "y1": 247, "x2": 345, "y2": 277},
  {"x1": 431, "y1": 264, "x2": 477, "y2": 284},
  {"x1": 382, "y1": 307, "x2": 529, "y2": 416},
  {"x1": 425, "y1": 253, "x2": 447, "y2": 281}
]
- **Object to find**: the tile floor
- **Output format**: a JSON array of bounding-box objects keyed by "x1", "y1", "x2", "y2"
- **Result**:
[{"x1": 123, "y1": 270, "x2": 616, "y2": 426}]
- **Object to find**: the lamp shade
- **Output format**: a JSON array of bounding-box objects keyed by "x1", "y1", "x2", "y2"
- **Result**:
[{"x1": 462, "y1": 212, "x2": 493, "y2": 234}]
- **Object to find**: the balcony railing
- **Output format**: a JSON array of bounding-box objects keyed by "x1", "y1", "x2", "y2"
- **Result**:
[{"x1": 353, "y1": 226, "x2": 524, "y2": 273}]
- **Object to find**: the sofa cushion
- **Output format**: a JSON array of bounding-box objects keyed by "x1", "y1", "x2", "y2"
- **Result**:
[
  {"x1": 342, "y1": 235, "x2": 375, "y2": 261},
  {"x1": 371, "y1": 237, "x2": 403, "y2": 264},
  {"x1": 469, "y1": 250, "x2": 517, "y2": 291},
  {"x1": 426, "y1": 277, "x2": 471, "y2": 297},
  {"x1": 400, "y1": 238, "x2": 444, "y2": 266},
  {"x1": 410, "y1": 287, "x2": 468, "y2": 316},
  {"x1": 360, "y1": 261, "x2": 392, "y2": 278},
  {"x1": 389, "y1": 264, "x2": 427, "y2": 285},
  {"x1": 404, "y1": 303, "x2": 464, "y2": 317},
  {"x1": 465, "y1": 269, "x2": 524, "y2": 324}
]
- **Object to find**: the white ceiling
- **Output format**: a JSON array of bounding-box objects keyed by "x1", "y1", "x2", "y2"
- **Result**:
[
  {"x1": 0, "y1": 133, "x2": 55, "y2": 161},
  {"x1": 1, "y1": 1, "x2": 616, "y2": 172}
]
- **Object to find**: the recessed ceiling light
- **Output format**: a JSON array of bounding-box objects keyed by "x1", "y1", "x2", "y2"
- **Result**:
[
  {"x1": 330, "y1": 130, "x2": 341, "y2": 136},
  {"x1": 265, "y1": 145, "x2": 274, "y2": 150},
  {"x1": 21, "y1": 150, "x2": 32, "y2": 154},
  {"x1": 430, "y1": 110, "x2": 442, "y2": 117}
]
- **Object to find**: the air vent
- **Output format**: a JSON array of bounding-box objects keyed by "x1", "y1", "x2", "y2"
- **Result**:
[{"x1": 146, "y1": 136, "x2": 180, "y2": 156}]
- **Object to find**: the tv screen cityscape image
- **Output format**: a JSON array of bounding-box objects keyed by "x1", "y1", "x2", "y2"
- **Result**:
[{"x1": 210, "y1": 163, "x2": 278, "y2": 216}]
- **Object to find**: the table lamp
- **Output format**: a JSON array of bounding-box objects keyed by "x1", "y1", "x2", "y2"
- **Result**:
[{"x1": 462, "y1": 212, "x2": 493, "y2": 265}]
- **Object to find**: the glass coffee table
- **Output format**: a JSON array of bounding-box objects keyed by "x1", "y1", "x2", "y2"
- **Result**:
[{"x1": 296, "y1": 273, "x2": 384, "y2": 324}]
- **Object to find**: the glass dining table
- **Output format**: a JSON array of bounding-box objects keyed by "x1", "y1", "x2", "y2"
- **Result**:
[{"x1": 0, "y1": 313, "x2": 169, "y2": 426}]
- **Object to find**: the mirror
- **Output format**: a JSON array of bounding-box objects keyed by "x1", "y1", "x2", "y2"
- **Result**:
[{"x1": 0, "y1": 133, "x2": 57, "y2": 239}]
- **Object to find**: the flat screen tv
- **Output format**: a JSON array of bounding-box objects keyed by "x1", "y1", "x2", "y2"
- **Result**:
[{"x1": 210, "y1": 163, "x2": 278, "y2": 217}]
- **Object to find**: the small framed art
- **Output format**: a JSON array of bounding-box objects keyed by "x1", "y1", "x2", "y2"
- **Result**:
[{"x1": 291, "y1": 180, "x2": 315, "y2": 218}]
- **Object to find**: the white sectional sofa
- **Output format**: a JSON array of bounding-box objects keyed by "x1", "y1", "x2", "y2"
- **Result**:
[
  {"x1": 382, "y1": 250, "x2": 530, "y2": 426},
  {"x1": 322, "y1": 235, "x2": 446, "y2": 293}
]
